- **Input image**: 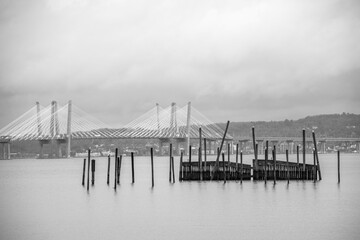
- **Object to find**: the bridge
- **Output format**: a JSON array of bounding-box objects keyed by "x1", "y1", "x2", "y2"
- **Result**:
[{"x1": 0, "y1": 101, "x2": 232, "y2": 159}]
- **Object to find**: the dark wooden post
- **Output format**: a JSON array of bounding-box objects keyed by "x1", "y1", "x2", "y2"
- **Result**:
[
  {"x1": 151, "y1": 148, "x2": 154, "y2": 187},
  {"x1": 264, "y1": 147, "x2": 268, "y2": 184},
  {"x1": 236, "y1": 143, "x2": 239, "y2": 178},
  {"x1": 222, "y1": 152, "x2": 226, "y2": 184},
  {"x1": 302, "y1": 129, "x2": 306, "y2": 172},
  {"x1": 296, "y1": 145, "x2": 299, "y2": 179},
  {"x1": 91, "y1": 159, "x2": 95, "y2": 185},
  {"x1": 114, "y1": 148, "x2": 118, "y2": 190},
  {"x1": 213, "y1": 121, "x2": 230, "y2": 175},
  {"x1": 87, "y1": 149, "x2": 90, "y2": 191},
  {"x1": 337, "y1": 150, "x2": 340, "y2": 183},
  {"x1": 255, "y1": 143, "x2": 258, "y2": 180},
  {"x1": 107, "y1": 155, "x2": 110, "y2": 185},
  {"x1": 117, "y1": 156, "x2": 121, "y2": 184},
  {"x1": 171, "y1": 156, "x2": 175, "y2": 183},
  {"x1": 179, "y1": 151, "x2": 183, "y2": 182},
  {"x1": 313, "y1": 150, "x2": 316, "y2": 182},
  {"x1": 240, "y1": 151, "x2": 243, "y2": 184},
  {"x1": 273, "y1": 146, "x2": 276, "y2": 185},
  {"x1": 82, "y1": 158, "x2": 86, "y2": 186},
  {"x1": 312, "y1": 131, "x2": 322, "y2": 180},
  {"x1": 286, "y1": 150, "x2": 289, "y2": 184},
  {"x1": 252, "y1": 127, "x2": 258, "y2": 179},
  {"x1": 189, "y1": 144, "x2": 192, "y2": 177},
  {"x1": 199, "y1": 128, "x2": 202, "y2": 181},
  {"x1": 204, "y1": 138, "x2": 207, "y2": 171},
  {"x1": 131, "y1": 152, "x2": 135, "y2": 184},
  {"x1": 169, "y1": 143, "x2": 172, "y2": 182}
]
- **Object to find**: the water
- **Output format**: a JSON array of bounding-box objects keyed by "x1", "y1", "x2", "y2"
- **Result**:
[{"x1": 0, "y1": 153, "x2": 359, "y2": 240}]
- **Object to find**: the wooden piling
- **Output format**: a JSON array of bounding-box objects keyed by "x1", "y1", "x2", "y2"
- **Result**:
[
  {"x1": 169, "y1": 143, "x2": 172, "y2": 182},
  {"x1": 240, "y1": 151, "x2": 243, "y2": 184},
  {"x1": 117, "y1": 156, "x2": 121, "y2": 184},
  {"x1": 302, "y1": 129, "x2": 306, "y2": 172},
  {"x1": 296, "y1": 145, "x2": 299, "y2": 179},
  {"x1": 204, "y1": 138, "x2": 207, "y2": 170},
  {"x1": 91, "y1": 159, "x2": 95, "y2": 185},
  {"x1": 107, "y1": 155, "x2": 110, "y2": 185},
  {"x1": 199, "y1": 128, "x2": 202, "y2": 181},
  {"x1": 114, "y1": 148, "x2": 118, "y2": 190},
  {"x1": 264, "y1": 147, "x2": 268, "y2": 184},
  {"x1": 255, "y1": 143, "x2": 258, "y2": 180},
  {"x1": 222, "y1": 152, "x2": 226, "y2": 183},
  {"x1": 212, "y1": 121, "x2": 230, "y2": 178},
  {"x1": 82, "y1": 158, "x2": 86, "y2": 186},
  {"x1": 286, "y1": 149, "x2": 289, "y2": 184},
  {"x1": 131, "y1": 152, "x2": 135, "y2": 184},
  {"x1": 189, "y1": 145, "x2": 192, "y2": 176},
  {"x1": 87, "y1": 149, "x2": 90, "y2": 191},
  {"x1": 313, "y1": 150, "x2": 316, "y2": 182},
  {"x1": 236, "y1": 143, "x2": 239, "y2": 178},
  {"x1": 171, "y1": 156, "x2": 175, "y2": 183},
  {"x1": 179, "y1": 151, "x2": 183, "y2": 182},
  {"x1": 252, "y1": 127, "x2": 258, "y2": 179},
  {"x1": 273, "y1": 146, "x2": 276, "y2": 185},
  {"x1": 337, "y1": 150, "x2": 340, "y2": 183},
  {"x1": 151, "y1": 148, "x2": 154, "y2": 187},
  {"x1": 312, "y1": 131, "x2": 322, "y2": 180}
]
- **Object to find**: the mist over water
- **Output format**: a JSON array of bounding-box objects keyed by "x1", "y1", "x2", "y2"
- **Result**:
[{"x1": 0, "y1": 154, "x2": 359, "y2": 240}]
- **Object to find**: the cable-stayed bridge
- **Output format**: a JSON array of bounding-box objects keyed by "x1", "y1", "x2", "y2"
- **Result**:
[{"x1": 0, "y1": 101, "x2": 232, "y2": 159}]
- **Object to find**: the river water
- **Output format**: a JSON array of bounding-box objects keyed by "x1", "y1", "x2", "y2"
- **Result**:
[{"x1": 0, "y1": 153, "x2": 359, "y2": 240}]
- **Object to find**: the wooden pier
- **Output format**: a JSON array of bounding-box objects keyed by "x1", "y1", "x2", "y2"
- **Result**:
[{"x1": 180, "y1": 160, "x2": 251, "y2": 181}]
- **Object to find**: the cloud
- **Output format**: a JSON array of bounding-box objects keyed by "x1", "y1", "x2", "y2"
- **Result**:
[{"x1": 0, "y1": 0, "x2": 359, "y2": 127}]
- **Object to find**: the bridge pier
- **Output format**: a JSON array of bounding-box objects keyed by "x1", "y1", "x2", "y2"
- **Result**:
[{"x1": 0, "y1": 142, "x2": 11, "y2": 160}]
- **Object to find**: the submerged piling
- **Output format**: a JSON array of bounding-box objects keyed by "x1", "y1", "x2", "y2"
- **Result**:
[
  {"x1": 273, "y1": 146, "x2": 276, "y2": 185},
  {"x1": 222, "y1": 152, "x2": 226, "y2": 183},
  {"x1": 169, "y1": 143, "x2": 172, "y2": 182},
  {"x1": 87, "y1": 149, "x2": 90, "y2": 191},
  {"x1": 171, "y1": 156, "x2": 175, "y2": 183},
  {"x1": 312, "y1": 131, "x2": 322, "y2": 180},
  {"x1": 240, "y1": 151, "x2": 243, "y2": 184},
  {"x1": 179, "y1": 151, "x2": 183, "y2": 182},
  {"x1": 117, "y1": 156, "x2": 122, "y2": 184}
]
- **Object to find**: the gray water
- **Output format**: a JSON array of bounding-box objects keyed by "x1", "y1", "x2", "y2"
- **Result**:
[{"x1": 0, "y1": 153, "x2": 359, "y2": 240}]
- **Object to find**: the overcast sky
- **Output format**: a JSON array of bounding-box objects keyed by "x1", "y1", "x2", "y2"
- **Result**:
[{"x1": 0, "y1": 0, "x2": 359, "y2": 128}]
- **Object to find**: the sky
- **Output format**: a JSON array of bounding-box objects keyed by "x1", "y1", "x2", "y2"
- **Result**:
[{"x1": 0, "y1": 0, "x2": 359, "y2": 128}]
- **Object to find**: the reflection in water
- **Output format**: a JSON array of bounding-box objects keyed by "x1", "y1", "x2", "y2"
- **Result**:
[{"x1": 0, "y1": 154, "x2": 359, "y2": 240}]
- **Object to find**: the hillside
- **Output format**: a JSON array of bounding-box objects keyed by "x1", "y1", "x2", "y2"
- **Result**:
[{"x1": 218, "y1": 113, "x2": 360, "y2": 139}]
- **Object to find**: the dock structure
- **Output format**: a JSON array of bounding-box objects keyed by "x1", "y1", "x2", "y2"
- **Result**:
[{"x1": 180, "y1": 160, "x2": 251, "y2": 181}]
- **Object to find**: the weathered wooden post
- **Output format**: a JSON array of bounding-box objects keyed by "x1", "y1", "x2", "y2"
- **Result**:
[
  {"x1": 107, "y1": 155, "x2": 110, "y2": 185},
  {"x1": 87, "y1": 149, "x2": 90, "y2": 191},
  {"x1": 337, "y1": 150, "x2": 340, "y2": 183},
  {"x1": 252, "y1": 127, "x2": 258, "y2": 180},
  {"x1": 273, "y1": 146, "x2": 276, "y2": 185},
  {"x1": 151, "y1": 148, "x2": 154, "y2": 187},
  {"x1": 131, "y1": 152, "x2": 135, "y2": 184},
  {"x1": 179, "y1": 151, "x2": 183, "y2": 182},
  {"x1": 117, "y1": 156, "x2": 121, "y2": 184},
  {"x1": 255, "y1": 143, "x2": 258, "y2": 180},
  {"x1": 211, "y1": 121, "x2": 230, "y2": 180},
  {"x1": 189, "y1": 144, "x2": 192, "y2": 177},
  {"x1": 222, "y1": 152, "x2": 226, "y2": 183},
  {"x1": 264, "y1": 147, "x2": 268, "y2": 184},
  {"x1": 296, "y1": 145, "x2": 299, "y2": 180},
  {"x1": 204, "y1": 138, "x2": 207, "y2": 171},
  {"x1": 169, "y1": 143, "x2": 172, "y2": 182},
  {"x1": 240, "y1": 151, "x2": 243, "y2": 184},
  {"x1": 91, "y1": 159, "x2": 95, "y2": 185},
  {"x1": 82, "y1": 158, "x2": 86, "y2": 186},
  {"x1": 313, "y1": 150, "x2": 316, "y2": 182},
  {"x1": 286, "y1": 150, "x2": 289, "y2": 184},
  {"x1": 312, "y1": 131, "x2": 322, "y2": 180},
  {"x1": 199, "y1": 128, "x2": 202, "y2": 181},
  {"x1": 171, "y1": 156, "x2": 175, "y2": 183},
  {"x1": 236, "y1": 143, "x2": 239, "y2": 179},
  {"x1": 302, "y1": 129, "x2": 306, "y2": 176},
  {"x1": 114, "y1": 148, "x2": 118, "y2": 190}
]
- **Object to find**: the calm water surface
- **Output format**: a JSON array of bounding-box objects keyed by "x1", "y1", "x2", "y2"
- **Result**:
[{"x1": 0, "y1": 153, "x2": 359, "y2": 240}]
